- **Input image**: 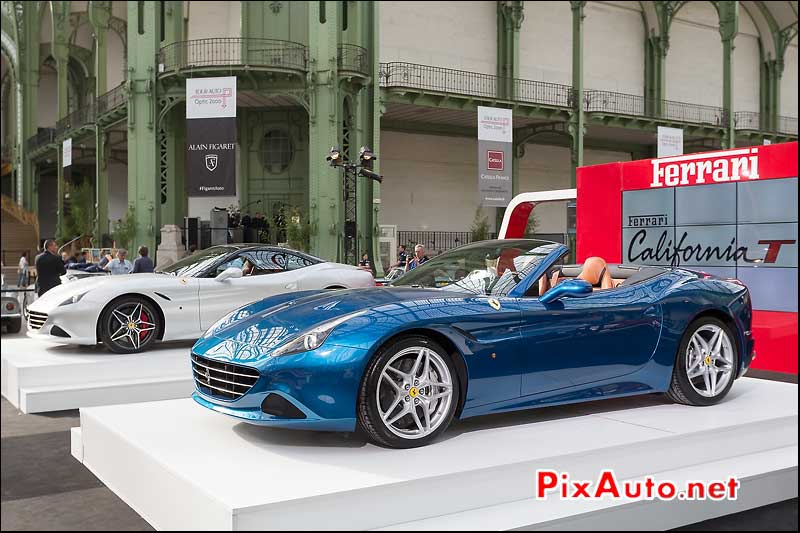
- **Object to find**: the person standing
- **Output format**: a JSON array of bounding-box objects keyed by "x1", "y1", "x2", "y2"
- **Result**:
[
  {"x1": 17, "y1": 252, "x2": 29, "y2": 288},
  {"x1": 392, "y1": 244, "x2": 408, "y2": 269},
  {"x1": 131, "y1": 245, "x2": 155, "y2": 274},
  {"x1": 35, "y1": 240, "x2": 66, "y2": 296},
  {"x1": 405, "y1": 244, "x2": 430, "y2": 272},
  {"x1": 104, "y1": 248, "x2": 133, "y2": 275}
]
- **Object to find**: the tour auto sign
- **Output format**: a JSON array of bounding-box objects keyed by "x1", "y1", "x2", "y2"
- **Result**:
[{"x1": 186, "y1": 77, "x2": 237, "y2": 197}]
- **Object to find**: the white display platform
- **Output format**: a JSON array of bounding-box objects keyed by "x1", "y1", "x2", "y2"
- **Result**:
[
  {"x1": 1, "y1": 336, "x2": 195, "y2": 413},
  {"x1": 71, "y1": 377, "x2": 797, "y2": 531}
]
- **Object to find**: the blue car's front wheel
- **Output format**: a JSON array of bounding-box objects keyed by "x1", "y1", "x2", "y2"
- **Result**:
[{"x1": 358, "y1": 335, "x2": 460, "y2": 448}]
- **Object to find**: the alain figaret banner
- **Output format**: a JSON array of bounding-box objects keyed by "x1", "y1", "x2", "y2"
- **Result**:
[
  {"x1": 186, "y1": 76, "x2": 237, "y2": 196},
  {"x1": 478, "y1": 106, "x2": 513, "y2": 207}
]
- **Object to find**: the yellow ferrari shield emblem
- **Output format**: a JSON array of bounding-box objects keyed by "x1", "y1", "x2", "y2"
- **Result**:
[
  {"x1": 488, "y1": 298, "x2": 501, "y2": 311},
  {"x1": 705, "y1": 355, "x2": 712, "y2": 366},
  {"x1": 180, "y1": 278, "x2": 188, "y2": 285},
  {"x1": 409, "y1": 387, "x2": 419, "y2": 398}
]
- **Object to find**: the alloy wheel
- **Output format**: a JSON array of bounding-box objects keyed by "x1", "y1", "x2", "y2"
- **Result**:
[
  {"x1": 376, "y1": 346, "x2": 454, "y2": 440},
  {"x1": 685, "y1": 324, "x2": 735, "y2": 398},
  {"x1": 108, "y1": 302, "x2": 157, "y2": 351}
]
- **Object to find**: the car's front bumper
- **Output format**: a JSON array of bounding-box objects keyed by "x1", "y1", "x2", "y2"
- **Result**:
[
  {"x1": 192, "y1": 392, "x2": 356, "y2": 431},
  {"x1": 25, "y1": 303, "x2": 98, "y2": 345},
  {"x1": 191, "y1": 343, "x2": 370, "y2": 432}
]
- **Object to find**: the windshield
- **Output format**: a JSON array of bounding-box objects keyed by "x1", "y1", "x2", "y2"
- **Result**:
[
  {"x1": 159, "y1": 246, "x2": 238, "y2": 277},
  {"x1": 391, "y1": 239, "x2": 561, "y2": 296}
]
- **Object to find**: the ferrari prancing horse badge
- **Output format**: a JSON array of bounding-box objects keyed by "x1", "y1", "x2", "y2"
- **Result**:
[{"x1": 488, "y1": 298, "x2": 501, "y2": 311}]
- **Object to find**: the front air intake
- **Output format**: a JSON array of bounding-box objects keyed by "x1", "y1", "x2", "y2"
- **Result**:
[{"x1": 191, "y1": 353, "x2": 259, "y2": 401}]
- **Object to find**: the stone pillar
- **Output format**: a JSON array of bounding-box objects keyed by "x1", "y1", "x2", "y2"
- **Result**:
[{"x1": 155, "y1": 224, "x2": 187, "y2": 269}]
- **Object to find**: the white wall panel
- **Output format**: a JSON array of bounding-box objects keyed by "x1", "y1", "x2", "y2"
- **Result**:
[
  {"x1": 40, "y1": 5, "x2": 52, "y2": 43},
  {"x1": 666, "y1": 2, "x2": 723, "y2": 107},
  {"x1": 108, "y1": 160, "x2": 128, "y2": 232},
  {"x1": 519, "y1": 1, "x2": 571, "y2": 85},
  {"x1": 585, "y1": 1, "x2": 644, "y2": 95},
  {"x1": 111, "y1": 1, "x2": 127, "y2": 20},
  {"x1": 380, "y1": 1, "x2": 496, "y2": 75},
  {"x1": 781, "y1": 40, "x2": 798, "y2": 118},
  {"x1": 734, "y1": 10, "x2": 760, "y2": 112},
  {"x1": 380, "y1": 131, "x2": 630, "y2": 234},
  {"x1": 187, "y1": 1, "x2": 241, "y2": 40},
  {"x1": 37, "y1": 66, "x2": 57, "y2": 128},
  {"x1": 107, "y1": 30, "x2": 126, "y2": 89}
]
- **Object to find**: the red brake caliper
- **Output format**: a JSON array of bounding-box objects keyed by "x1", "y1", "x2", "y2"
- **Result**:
[{"x1": 140, "y1": 311, "x2": 150, "y2": 340}]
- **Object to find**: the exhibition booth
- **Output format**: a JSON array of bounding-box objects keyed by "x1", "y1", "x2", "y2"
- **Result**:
[{"x1": 1, "y1": 141, "x2": 797, "y2": 530}]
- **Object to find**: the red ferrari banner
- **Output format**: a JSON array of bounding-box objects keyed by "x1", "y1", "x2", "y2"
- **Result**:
[{"x1": 577, "y1": 141, "x2": 798, "y2": 374}]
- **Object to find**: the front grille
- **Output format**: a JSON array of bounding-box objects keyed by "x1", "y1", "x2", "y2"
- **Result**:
[
  {"x1": 28, "y1": 311, "x2": 48, "y2": 330},
  {"x1": 191, "y1": 353, "x2": 260, "y2": 401}
]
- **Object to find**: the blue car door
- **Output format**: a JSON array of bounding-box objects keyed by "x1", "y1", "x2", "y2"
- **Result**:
[{"x1": 517, "y1": 283, "x2": 662, "y2": 396}]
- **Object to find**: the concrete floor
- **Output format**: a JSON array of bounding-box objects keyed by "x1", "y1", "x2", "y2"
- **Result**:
[{"x1": 0, "y1": 328, "x2": 797, "y2": 531}]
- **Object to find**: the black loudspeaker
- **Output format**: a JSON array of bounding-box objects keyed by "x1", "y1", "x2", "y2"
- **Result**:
[
  {"x1": 184, "y1": 217, "x2": 200, "y2": 250},
  {"x1": 344, "y1": 220, "x2": 357, "y2": 239}
]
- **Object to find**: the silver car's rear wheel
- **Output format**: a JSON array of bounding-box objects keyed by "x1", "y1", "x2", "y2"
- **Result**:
[
  {"x1": 377, "y1": 346, "x2": 454, "y2": 440},
  {"x1": 99, "y1": 297, "x2": 160, "y2": 354}
]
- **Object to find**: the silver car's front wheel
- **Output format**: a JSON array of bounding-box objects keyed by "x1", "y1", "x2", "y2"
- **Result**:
[{"x1": 358, "y1": 336, "x2": 460, "y2": 448}]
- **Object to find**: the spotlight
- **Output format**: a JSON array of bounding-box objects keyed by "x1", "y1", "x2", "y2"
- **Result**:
[
  {"x1": 358, "y1": 146, "x2": 376, "y2": 162},
  {"x1": 326, "y1": 147, "x2": 343, "y2": 167}
]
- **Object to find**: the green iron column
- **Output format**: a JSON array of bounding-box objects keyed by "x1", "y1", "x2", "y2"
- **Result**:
[
  {"x1": 497, "y1": 1, "x2": 524, "y2": 100},
  {"x1": 307, "y1": 1, "x2": 341, "y2": 261},
  {"x1": 159, "y1": 0, "x2": 185, "y2": 228},
  {"x1": 90, "y1": 1, "x2": 111, "y2": 242},
  {"x1": 369, "y1": 1, "x2": 383, "y2": 275},
  {"x1": 52, "y1": 1, "x2": 70, "y2": 240},
  {"x1": 719, "y1": 1, "x2": 738, "y2": 149},
  {"x1": 126, "y1": 1, "x2": 161, "y2": 252},
  {"x1": 18, "y1": 1, "x2": 40, "y2": 213},
  {"x1": 569, "y1": 1, "x2": 586, "y2": 187},
  {"x1": 645, "y1": 35, "x2": 668, "y2": 116},
  {"x1": 769, "y1": 58, "x2": 783, "y2": 131}
]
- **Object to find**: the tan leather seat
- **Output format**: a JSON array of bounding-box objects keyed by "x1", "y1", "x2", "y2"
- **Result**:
[{"x1": 577, "y1": 256, "x2": 614, "y2": 290}]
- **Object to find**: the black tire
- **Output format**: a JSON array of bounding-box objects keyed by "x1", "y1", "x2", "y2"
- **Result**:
[
  {"x1": 98, "y1": 296, "x2": 161, "y2": 354},
  {"x1": 666, "y1": 316, "x2": 739, "y2": 406},
  {"x1": 358, "y1": 335, "x2": 460, "y2": 449},
  {"x1": 6, "y1": 317, "x2": 22, "y2": 334}
]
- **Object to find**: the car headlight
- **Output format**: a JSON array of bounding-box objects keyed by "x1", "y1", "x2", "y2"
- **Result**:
[
  {"x1": 271, "y1": 311, "x2": 365, "y2": 357},
  {"x1": 59, "y1": 292, "x2": 89, "y2": 306}
]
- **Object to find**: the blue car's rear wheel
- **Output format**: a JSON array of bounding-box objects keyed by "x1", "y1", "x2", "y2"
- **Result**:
[
  {"x1": 358, "y1": 335, "x2": 459, "y2": 448},
  {"x1": 666, "y1": 317, "x2": 738, "y2": 406}
]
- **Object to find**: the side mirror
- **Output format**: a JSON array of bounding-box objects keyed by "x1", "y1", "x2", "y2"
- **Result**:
[
  {"x1": 215, "y1": 266, "x2": 243, "y2": 282},
  {"x1": 540, "y1": 279, "x2": 593, "y2": 304}
]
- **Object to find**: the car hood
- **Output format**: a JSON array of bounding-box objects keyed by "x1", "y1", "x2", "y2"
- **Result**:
[
  {"x1": 29, "y1": 273, "x2": 174, "y2": 311},
  {"x1": 193, "y1": 287, "x2": 464, "y2": 362}
]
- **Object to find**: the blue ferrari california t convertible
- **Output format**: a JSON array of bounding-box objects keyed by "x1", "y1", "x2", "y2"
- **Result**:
[{"x1": 191, "y1": 239, "x2": 754, "y2": 448}]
